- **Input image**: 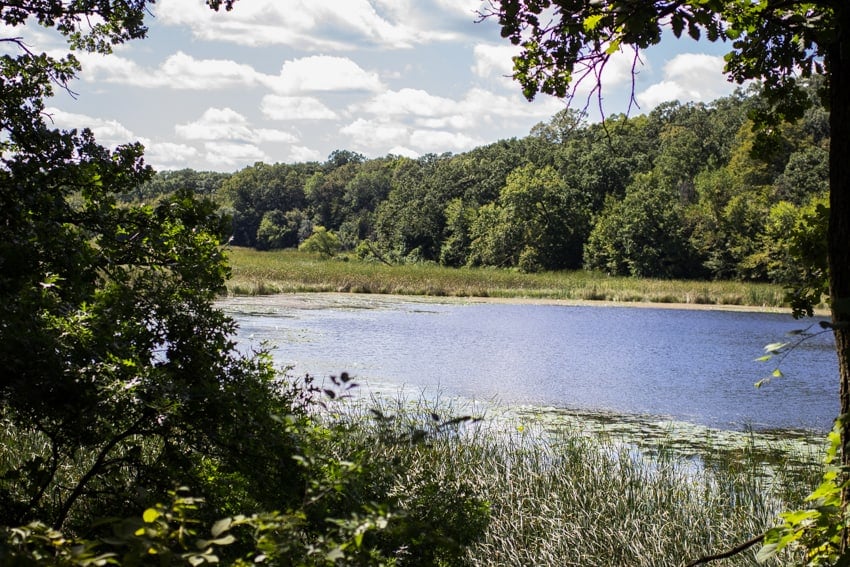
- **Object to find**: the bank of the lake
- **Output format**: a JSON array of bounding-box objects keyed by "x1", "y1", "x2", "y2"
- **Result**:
[{"x1": 225, "y1": 247, "x2": 807, "y2": 311}]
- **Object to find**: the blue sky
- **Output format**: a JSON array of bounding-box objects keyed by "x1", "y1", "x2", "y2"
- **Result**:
[{"x1": 29, "y1": 0, "x2": 739, "y2": 172}]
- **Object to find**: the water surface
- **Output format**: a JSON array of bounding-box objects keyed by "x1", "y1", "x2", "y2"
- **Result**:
[{"x1": 223, "y1": 294, "x2": 837, "y2": 432}]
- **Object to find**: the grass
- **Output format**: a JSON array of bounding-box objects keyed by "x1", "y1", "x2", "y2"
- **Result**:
[
  {"x1": 324, "y1": 395, "x2": 820, "y2": 567},
  {"x1": 225, "y1": 248, "x2": 796, "y2": 310}
]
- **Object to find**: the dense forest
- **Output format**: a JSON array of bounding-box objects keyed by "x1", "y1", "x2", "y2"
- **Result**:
[{"x1": 130, "y1": 82, "x2": 829, "y2": 309}]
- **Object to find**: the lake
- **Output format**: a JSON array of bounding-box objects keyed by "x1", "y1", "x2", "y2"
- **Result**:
[{"x1": 222, "y1": 294, "x2": 838, "y2": 433}]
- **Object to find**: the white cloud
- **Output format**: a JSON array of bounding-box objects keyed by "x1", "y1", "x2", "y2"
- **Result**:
[
  {"x1": 175, "y1": 108, "x2": 297, "y2": 145},
  {"x1": 339, "y1": 114, "x2": 486, "y2": 156},
  {"x1": 357, "y1": 87, "x2": 559, "y2": 126},
  {"x1": 288, "y1": 145, "x2": 323, "y2": 163},
  {"x1": 254, "y1": 129, "x2": 299, "y2": 143},
  {"x1": 472, "y1": 43, "x2": 517, "y2": 79},
  {"x1": 143, "y1": 142, "x2": 200, "y2": 170},
  {"x1": 637, "y1": 53, "x2": 734, "y2": 109},
  {"x1": 458, "y1": 87, "x2": 562, "y2": 119},
  {"x1": 204, "y1": 141, "x2": 269, "y2": 168},
  {"x1": 78, "y1": 51, "x2": 263, "y2": 90},
  {"x1": 359, "y1": 88, "x2": 456, "y2": 117},
  {"x1": 433, "y1": 0, "x2": 486, "y2": 16},
  {"x1": 409, "y1": 129, "x2": 483, "y2": 153},
  {"x1": 175, "y1": 108, "x2": 255, "y2": 141},
  {"x1": 266, "y1": 56, "x2": 384, "y2": 94},
  {"x1": 154, "y1": 0, "x2": 441, "y2": 49},
  {"x1": 340, "y1": 118, "x2": 410, "y2": 152},
  {"x1": 414, "y1": 115, "x2": 476, "y2": 130},
  {"x1": 566, "y1": 46, "x2": 641, "y2": 104},
  {"x1": 261, "y1": 95, "x2": 339, "y2": 120},
  {"x1": 79, "y1": 51, "x2": 381, "y2": 96},
  {"x1": 386, "y1": 145, "x2": 419, "y2": 158},
  {"x1": 44, "y1": 107, "x2": 135, "y2": 146}
]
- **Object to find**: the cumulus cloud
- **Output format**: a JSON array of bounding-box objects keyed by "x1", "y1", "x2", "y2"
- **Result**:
[
  {"x1": 386, "y1": 145, "x2": 419, "y2": 158},
  {"x1": 359, "y1": 88, "x2": 456, "y2": 117},
  {"x1": 143, "y1": 142, "x2": 201, "y2": 170},
  {"x1": 637, "y1": 53, "x2": 735, "y2": 109},
  {"x1": 44, "y1": 107, "x2": 136, "y2": 146},
  {"x1": 176, "y1": 108, "x2": 297, "y2": 145},
  {"x1": 339, "y1": 113, "x2": 486, "y2": 156},
  {"x1": 409, "y1": 129, "x2": 483, "y2": 153},
  {"x1": 288, "y1": 145, "x2": 323, "y2": 163},
  {"x1": 78, "y1": 51, "x2": 381, "y2": 96},
  {"x1": 266, "y1": 56, "x2": 384, "y2": 94},
  {"x1": 357, "y1": 87, "x2": 559, "y2": 124},
  {"x1": 175, "y1": 108, "x2": 255, "y2": 141},
  {"x1": 340, "y1": 118, "x2": 410, "y2": 150},
  {"x1": 204, "y1": 141, "x2": 269, "y2": 168},
  {"x1": 154, "y1": 0, "x2": 446, "y2": 49},
  {"x1": 261, "y1": 95, "x2": 339, "y2": 120},
  {"x1": 341, "y1": 85, "x2": 561, "y2": 156},
  {"x1": 78, "y1": 51, "x2": 263, "y2": 90},
  {"x1": 433, "y1": 0, "x2": 486, "y2": 16},
  {"x1": 472, "y1": 43, "x2": 517, "y2": 79}
]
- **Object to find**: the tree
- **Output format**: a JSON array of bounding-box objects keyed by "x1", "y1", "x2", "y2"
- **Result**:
[
  {"x1": 218, "y1": 161, "x2": 313, "y2": 247},
  {"x1": 489, "y1": 0, "x2": 850, "y2": 556},
  {"x1": 584, "y1": 172, "x2": 695, "y2": 278},
  {"x1": 0, "y1": 0, "x2": 308, "y2": 533},
  {"x1": 468, "y1": 164, "x2": 589, "y2": 271},
  {"x1": 299, "y1": 225, "x2": 342, "y2": 258}
]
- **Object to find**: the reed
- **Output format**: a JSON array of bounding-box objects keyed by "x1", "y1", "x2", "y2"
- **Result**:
[
  {"x1": 225, "y1": 248, "x2": 793, "y2": 309},
  {"x1": 323, "y1": 396, "x2": 819, "y2": 567}
]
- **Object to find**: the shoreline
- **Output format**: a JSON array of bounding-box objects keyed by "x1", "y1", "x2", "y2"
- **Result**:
[{"x1": 223, "y1": 290, "x2": 829, "y2": 316}]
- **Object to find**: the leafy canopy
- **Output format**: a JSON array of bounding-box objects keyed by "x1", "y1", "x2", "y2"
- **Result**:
[{"x1": 491, "y1": 1, "x2": 831, "y2": 125}]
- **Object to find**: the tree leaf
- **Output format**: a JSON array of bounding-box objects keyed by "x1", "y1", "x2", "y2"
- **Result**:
[
  {"x1": 583, "y1": 14, "x2": 604, "y2": 32},
  {"x1": 210, "y1": 518, "x2": 232, "y2": 538}
]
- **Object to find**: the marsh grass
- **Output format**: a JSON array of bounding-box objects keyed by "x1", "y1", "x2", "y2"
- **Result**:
[
  {"x1": 225, "y1": 248, "x2": 794, "y2": 309},
  {"x1": 324, "y1": 395, "x2": 819, "y2": 567}
]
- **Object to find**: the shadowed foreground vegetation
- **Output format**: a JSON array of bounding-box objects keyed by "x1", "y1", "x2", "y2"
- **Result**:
[
  {"x1": 1, "y1": 386, "x2": 821, "y2": 566},
  {"x1": 226, "y1": 248, "x2": 794, "y2": 309}
]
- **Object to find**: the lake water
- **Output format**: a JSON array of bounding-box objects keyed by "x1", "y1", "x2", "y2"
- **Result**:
[{"x1": 222, "y1": 294, "x2": 838, "y2": 433}]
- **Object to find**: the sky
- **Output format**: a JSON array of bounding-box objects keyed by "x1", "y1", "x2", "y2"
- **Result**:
[{"x1": 26, "y1": 0, "x2": 740, "y2": 172}]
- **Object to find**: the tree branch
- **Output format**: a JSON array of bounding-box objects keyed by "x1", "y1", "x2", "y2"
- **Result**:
[{"x1": 684, "y1": 532, "x2": 765, "y2": 567}]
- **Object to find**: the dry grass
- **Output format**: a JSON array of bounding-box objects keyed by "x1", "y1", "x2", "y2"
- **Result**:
[{"x1": 225, "y1": 248, "x2": 793, "y2": 310}]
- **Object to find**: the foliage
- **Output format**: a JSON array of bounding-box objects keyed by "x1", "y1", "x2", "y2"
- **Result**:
[
  {"x1": 758, "y1": 418, "x2": 849, "y2": 566},
  {"x1": 0, "y1": 487, "x2": 395, "y2": 566},
  {"x1": 584, "y1": 172, "x2": 696, "y2": 278},
  {"x1": 0, "y1": 2, "x2": 495, "y2": 565},
  {"x1": 468, "y1": 164, "x2": 590, "y2": 272},
  {"x1": 299, "y1": 226, "x2": 342, "y2": 259},
  {"x1": 487, "y1": 1, "x2": 850, "y2": 565}
]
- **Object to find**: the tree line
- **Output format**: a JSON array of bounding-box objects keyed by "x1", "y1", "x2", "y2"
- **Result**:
[{"x1": 132, "y1": 83, "x2": 829, "y2": 304}]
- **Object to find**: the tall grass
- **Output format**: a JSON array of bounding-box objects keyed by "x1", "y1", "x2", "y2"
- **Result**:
[
  {"x1": 322, "y1": 396, "x2": 819, "y2": 567},
  {"x1": 225, "y1": 248, "x2": 793, "y2": 309}
]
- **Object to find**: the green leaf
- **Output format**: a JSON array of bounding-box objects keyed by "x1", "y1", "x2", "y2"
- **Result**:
[
  {"x1": 605, "y1": 39, "x2": 621, "y2": 55},
  {"x1": 670, "y1": 14, "x2": 684, "y2": 38},
  {"x1": 142, "y1": 508, "x2": 160, "y2": 523},
  {"x1": 583, "y1": 14, "x2": 604, "y2": 32},
  {"x1": 755, "y1": 542, "x2": 779, "y2": 562},
  {"x1": 196, "y1": 534, "x2": 236, "y2": 548},
  {"x1": 687, "y1": 22, "x2": 700, "y2": 40},
  {"x1": 210, "y1": 518, "x2": 232, "y2": 538}
]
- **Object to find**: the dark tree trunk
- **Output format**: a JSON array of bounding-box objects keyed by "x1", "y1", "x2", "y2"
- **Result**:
[{"x1": 829, "y1": 6, "x2": 850, "y2": 524}]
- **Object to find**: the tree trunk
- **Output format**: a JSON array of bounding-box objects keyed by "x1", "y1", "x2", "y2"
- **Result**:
[{"x1": 829, "y1": 7, "x2": 850, "y2": 530}]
